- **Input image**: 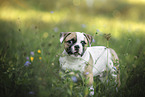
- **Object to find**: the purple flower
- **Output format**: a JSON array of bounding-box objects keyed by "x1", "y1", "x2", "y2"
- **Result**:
[
  {"x1": 92, "y1": 39, "x2": 95, "y2": 43},
  {"x1": 71, "y1": 76, "x2": 77, "y2": 82},
  {"x1": 136, "y1": 39, "x2": 140, "y2": 43},
  {"x1": 96, "y1": 29, "x2": 100, "y2": 32},
  {"x1": 50, "y1": 11, "x2": 54, "y2": 14},
  {"x1": 29, "y1": 91, "x2": 35, "y2": 95},
  {"x1": 30, "y1": 51, "x2": 34, "y2": 56},
  {"x1": 96, "y1": 29, "x2": 100, "y2": 35},
  {"x1": 85, "y1": 72, "x2": 89, "y2": 75},
  {"x1": 24, "y1": 61, "x2": 31, "y2": 67},
  {"x1": 81, "y1": 24, "x2": 86, "y2": 28},
  {"x1": 26, "y1": 57, "x2": 29, "y2": 60},
  {"x1": 113, "y1": 66, "x2": 117, "y2": 71},
  {"x1": 54, "y1": 27, "x2": 59, "y2": 32},
  {"x1": 107, "y1": 79, "x2": 109, "y2": 83}
]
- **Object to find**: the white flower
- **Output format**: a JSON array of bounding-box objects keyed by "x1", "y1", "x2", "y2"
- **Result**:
[
  {"x1": 54, "y1": 27, "x2": 59, "y2": 32},
  {"x1": 81, "y1": 24, "x2": 86, "y2": 28}
]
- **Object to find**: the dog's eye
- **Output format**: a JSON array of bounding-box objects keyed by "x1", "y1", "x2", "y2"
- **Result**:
[
  {"x1": 81, "y1": 41, "x2": 86, "y2": 45},
  {"x1": 67, "y1": 40, "x2": 73, "y2": 44}
]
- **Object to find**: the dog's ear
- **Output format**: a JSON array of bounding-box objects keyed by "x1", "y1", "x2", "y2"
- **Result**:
[
  {"x1": 60, "y1": 32, "x2": 71, "y2": 43},
  {"x1": 84, "y1": 33, "x2": 93, "y2": 46}
]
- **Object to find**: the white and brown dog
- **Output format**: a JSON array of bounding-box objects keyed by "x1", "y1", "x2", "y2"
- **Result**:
[{"x1": 59, "y1": 32, "x2": 121, "y2": 95}]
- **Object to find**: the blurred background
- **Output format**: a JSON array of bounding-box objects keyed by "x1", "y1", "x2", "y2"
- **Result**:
[{"x1": 0, "y1": 0, "x2": 145, "y2": 97}]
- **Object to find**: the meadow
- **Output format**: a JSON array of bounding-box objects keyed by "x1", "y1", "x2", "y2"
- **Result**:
[{"x1": 0, "y1": 0, "x2": 145, "y2": 97}]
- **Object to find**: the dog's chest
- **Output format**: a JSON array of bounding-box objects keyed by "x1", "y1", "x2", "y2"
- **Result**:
[
  {"x1": 59, "y1": 46, "x2": 111, "y2": 75},
  {"x1": 59, "y1": 56, "x2": 87, "y2": 73}
]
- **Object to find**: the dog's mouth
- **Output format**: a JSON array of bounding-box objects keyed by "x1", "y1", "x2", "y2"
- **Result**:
[
  {"x1": 66, "y1": 47, "x2": 84, "y2": 57},
  {"x1": 73, "y1": 52, "x2": 82, "y2": 57}
]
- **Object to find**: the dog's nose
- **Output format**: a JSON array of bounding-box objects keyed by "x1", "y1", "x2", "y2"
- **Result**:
[{"x1": 74, "y1": 45, "x2": 80, "y2": 50}]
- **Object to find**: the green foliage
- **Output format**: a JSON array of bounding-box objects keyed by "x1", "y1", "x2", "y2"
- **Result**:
[{"x1": 0, "y1": 0, "x2": 145, "y2": 97}]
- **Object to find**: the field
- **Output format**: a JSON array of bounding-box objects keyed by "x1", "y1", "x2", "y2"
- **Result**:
[{"x1": 0, "y1": 0, "x2": 145, "y2": 97}]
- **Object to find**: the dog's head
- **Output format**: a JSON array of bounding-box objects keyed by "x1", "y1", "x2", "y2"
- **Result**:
[{"x1": 60, "y1": 32, "x2": 93, "y2": 57}]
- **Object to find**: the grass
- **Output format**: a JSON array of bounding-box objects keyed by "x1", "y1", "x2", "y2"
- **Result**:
[{"x1": 0, "y1": 0, "x2": 145, "y2": 97}]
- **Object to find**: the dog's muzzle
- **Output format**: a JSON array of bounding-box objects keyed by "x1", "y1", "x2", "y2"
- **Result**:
[{"x1": 73, "y1": 45, "x2": 83, "y2": 56}]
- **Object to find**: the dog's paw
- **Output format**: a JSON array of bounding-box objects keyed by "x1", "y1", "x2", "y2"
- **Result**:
[
  {"x1": 89, "y1": 91, "x2": 94, "y2": 96},
  {"x1": 89, "y1": 86, "x2": 94, "y2": 96}
]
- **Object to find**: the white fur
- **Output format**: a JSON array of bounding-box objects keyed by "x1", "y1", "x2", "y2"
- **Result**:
[
  {"x1": 70, "y1": 32, "x2": 86, "y2": 57},
  {"x1": 59, "y1": 32, "x2": 119, "y2": 96},
  {"x1": 59, "y1": 46, "x2": 116, "y2": 79}
]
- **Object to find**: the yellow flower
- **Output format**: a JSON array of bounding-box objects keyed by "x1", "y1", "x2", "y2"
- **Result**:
[
  {"x1": 30, "y1": 57, "x2": 34, "y2": 62},
  {"x1": 39, "y1": 57, "x2": 42, "y2": 60},
  {"x1": 52, "y1": 63, "x2": 54, "y2": 66},
  {"x1": 37, "y1": 49, "x2": 41, "y2": 53},
  {"x1": 38, "y1": 77, "x2": 42, "y2": 81},
  {"x1": 43, "y1": 32, "x2": 48, "y2": 38}
]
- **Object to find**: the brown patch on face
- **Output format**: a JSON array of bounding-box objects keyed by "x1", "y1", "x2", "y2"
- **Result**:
[
  {"x1": 84, "y1": 37, "x2": 88, "y2": 43},
  {"x1": 83, "y1": 37, "x2": 89, "y2": 51},
  {"x1": 65, "y1": 32, "x2": 76, "y2": 42},
  {"x1": 84, "y1": 37, "x2": 88, "y2": 46},
  {"x1": 83, "y1": 33, "x2": 93, "y2": 46},
  {"x1": 64, "y1": 32, "x2": 77, "y2": 52}
]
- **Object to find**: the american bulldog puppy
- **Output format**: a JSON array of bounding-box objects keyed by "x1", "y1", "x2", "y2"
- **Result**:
[{"x1": 59, "y1": 32, "x2": 121, "y2": 96}]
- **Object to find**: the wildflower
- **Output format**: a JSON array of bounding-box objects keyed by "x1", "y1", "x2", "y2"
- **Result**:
[
  {"x1": 38, "y1": 77, "x2": 42, "y2": 80},
  {"x1": 30, "y1": 51, "x2": 34, "y2": 56},
  {"x1": 43, "y1": 32, "x2": 48, "y2": 38},
  {"x1": 30, "y1": 57, "x2": 34, "y2": 62},
  {"x1": 92, "y1": 39, "x2": 95, "y2": 43},
  {"x1": 96, "y1": 29, "x2": 100, "y2": 34},
  {"x1": 85, "y1": 72, "x2": 89, "y2": 75},
  {"x1": 132, "y1": 64, "x2": 136, "y2": 68},
  {"x1": 7, "y1": 70, "x2": 9, "y2": 72},
  {"x1": 107, "y1": 79, "x2": 109, "y2": 83},
  {"x1": 28, "y1": 91, "x2": 35, "y2": 95},
  {"x1": 134, "y1": 56, "x2": 138, "y2": 60},
  {"x1": 96, "y1": 29, "x2": 100, "y2": 32},
  {"x1": 113, "y1": 66, "x2": 117, "y2": 71},
  {"x1": 24, "y1": 61, "x2": 31, "y2": 67},
  {"x1": 104, "y1": 33, "x2": 111, "y2": 41},
  {"x1": 116, "y1": 87, "x2": 118, "y2": 92},
  {"x1": 39, "y1": 57, "x2": 42, "y2": 60},
  {"x1": 136, "y1": 39, "x2": 140, "y2": 43},
  {"x1": 50, "y1": 11, "x2": 54, "y2": 14},
  {"x1": 37, "y1": 50, "x2": 41, "y2": 53},
  {"x1": 52, "y1": 63, "x2": 54, "y2": 66},
  {"x1": 26, "y1": 57, "x2": 29, "y2": 60},
  {"x1": 54, "y1": 27, "x2": 58, "y2": 32},
  {"x1": 81, "y1": 24, "x2": 86, "y2": 28},
  {"x1": 71, "y1": 76, "x2": 77, "y2": 82},
  {"x1": 89, "y1": 86, "x2": 94, "y2": 96}
]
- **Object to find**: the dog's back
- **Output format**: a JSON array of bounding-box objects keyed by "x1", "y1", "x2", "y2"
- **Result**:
[{"x1": 86, "y1": 46, "x2": 113, "y2": 76}]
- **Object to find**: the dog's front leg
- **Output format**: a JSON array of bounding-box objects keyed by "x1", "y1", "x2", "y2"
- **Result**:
[{"x1": 83, "y1": 54, "x2": 94, "y2": 96}]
